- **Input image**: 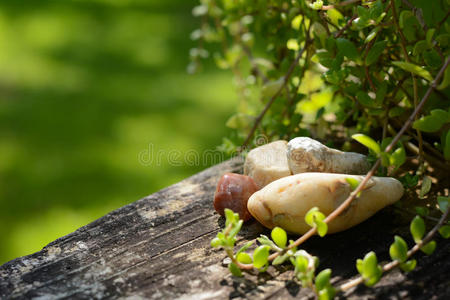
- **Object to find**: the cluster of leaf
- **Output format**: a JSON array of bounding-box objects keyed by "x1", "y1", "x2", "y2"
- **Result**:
[
  {"x1": 190, "y1": 0, "x2": 450, "y2": 166},
  {"x1": 211, "y1": 208, "x2": 335, "y2": 299}
]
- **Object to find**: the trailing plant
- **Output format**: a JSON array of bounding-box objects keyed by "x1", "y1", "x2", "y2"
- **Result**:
[{"x1": 191, "y1": 0, "x2": 450, "y2": 298}]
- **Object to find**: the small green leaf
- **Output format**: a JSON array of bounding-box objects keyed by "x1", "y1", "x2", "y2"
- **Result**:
[
  {"x1": 419, "y1": 176, "x2": 432, "y2": 199},
  {"x1": 400, "y1": 259, "x2": 417, "y2": 272},
  {"x1": 315, "y1": 269, "x2": 332, "y2": 291},
  {"x1": 389, "y1": 144, "x2": 406, "y2": 168},
  {"x1": 437, "y1": 66, "x2": 450, "y2": 90},
  {"x1": 295, "y1": 254, "x2": 309, "y2": 273},
  {"x1": 253, "y1": 245, "x2": 270, "y2": 268},
  {"x1": 211, "y1": 237, "x2": 221, "y2": 248},
  {"x1": 413, "y1": 109, "x2": 450, "y2": 133},
  {"x1": 392, "y1": 61, "x2": 433, "y2": 81},
  {"x1": 426, "y1": 28, "x2": 436, "y2": 47},
  {"x1": 318, "y1": 286, "x2": 335, "y2": 300},
  {"x1": 316, "y1": 220, "x2": 328, "y2": 237},
  {"x1": 236, "y1": 252, "x2": 253, "y2": 264},
  {"x1": 271, "y1": 227, "x2": 287, "y2": 248},
  {"x1": 356, "y1": 259, "x2": 364, "y2": 274},
  {"x1": 237, "y1": 241, "x2": 254, "y2": 255},
  {"x1": 336, "y1": 38, "x2": 359, "y2": 60},
  {"x1": 439, "y1": 225, "x2": 450, "y2": 239},
  {"x1": 413, "y1": 40, "x2": 429, "y2": 56},
  {"x1": 327, "y1": 8, "x2": 344, "y2": 27},
  {"x1": 224, "y1": 208, "x2": 236, "y2": 226},
  {"x1": 420, "y1": 240, "x2": 436, "y2": 255},
  {"x1": 272, "y1": 253, "x2": 289, "y2": 265},
  {"x1": 410, "y1": 216, "x2": 426, "y2": 243},
  {"x1": 437, "y1": 196, "x2": 449, "y2": 213},
  {"x1": 415, "y1": 206, "x2": 429, "y2": 216},
  {"x1": 366, "y1": 41, "x2": 387, "y2": 65},
  {"x1": 229, "y1": 220, "x2": 243, "y2": 238},
  {"x1": 389, "y1": 236, "x2": 408, "y2": 263},
  {"x1": 362, "y1": 251, "x2": 378, "y2": 276},
  {"x1": 257, "y1": 235, "x2": 278, "y2": 250},
  {"x1": 345, "y1": 177, "x2": 360, "y2": 191},
  {"x1": 261, "y1": 77, "x2": 284, "y2": 98},
  {"x1": 352, "y1": 134, "x2": 381, "y2": 154},
  {"x1": 229, "y1": 262, "x2": 242, "y2": 277},
  {"x1": 443, "y1": 130, "x2": 450, "y2": 160},
  {"x1": 356, "y1": 91, "x2": 376, "y2": 107}
]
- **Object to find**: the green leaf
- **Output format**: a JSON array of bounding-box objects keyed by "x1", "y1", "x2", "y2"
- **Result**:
[
  {"x1": 380, "y1": 152, "x2": 391, "y2": 168},
  {"x1": 237, "y1": 241, "x2": 254, "y2": 255},
  {"x1": 236, "y1": 252, "x2": 253, "y2": 264},
  {"x1": 352, "y1": 134, "x2": 381, "y2": 154},
  {"x1": 400, "y1": 259, "x2": 417, "y2": 272},
  {"x1": 426, "y1": 28, "x2": 436, "y2": 47},
  {"x1": 345, "y1": 177, "x2": 360, "y2": 191},
  {"x1": 229, "y1": 220, "x2": 243, "y2": 238},
  {"x1": 327, "y1": 8, "x2": 344, "y2": 27},
  {"x1": 420, "y1": 240, "x2": 436, "y2": 255},
  {"x1": 437, "y1": 66, "x2": 450, "y2": 90},
  {"x1": 362, "y1": 251, "x2": 379, "y2": 277},
  {"x1": 261, "y1": 77, "x2": 284, "y2": 98},
  {"x1": 315, "y1": 269, "x2": 332, "y2": 291},
  {"x1": 295, "y1": 254, "x2": 309, "y2": 273},
  {"x1": 229, "y1": 262, "x2": 242, "y2": 277},
  {"x1": 390, "y1": 144, "x2": 406, "y2": 168},
  {"x1": 415, "y1": 206, "x2": 429, "y2": 216},
  {"x1": 439, "y1": 225, "x2": 450, "y2": 239},
  {"x1": 253, "y1": 245, "x2": 270, "y2": 268},
  {"x1": 316, "y1": 220, "x2": 328, "y2": 237},
  {"x1": 305, "y1": 207, "x2": 326, "y2": 230},
  {"x1": 443, "y1": 130, "x2": 450, "y2": 160},
  {"x1": 356, "y1": 91, "x2": 376, "y2": 107},
  {"x1": 423, "y1": 49, "x2": 441, "y2": 69},
  {"x1": 336, "y1": 38, "x2": 359, "y2": 60},
  {"x1": 413, "y1": 109, "x2": 450, "y2": 132},
  {"x1": 318, "y1": 287, "x2": 335, "y2": 300},
  {"x1": 413, "y1": 40, "x2": 429, "y2": 56},
  {"x1": 365, "y1": 27, "x2": 380, "y2": 43},
  {"x1": 356, "y1": 259, "x2": 364, "y2": 275},
  {"x1": 419, "y1": 176, "x2": 432, "y2": 199},
  {"x1": 211, "y1": 237, "x2": 221, "y2": 248},
  {"x1": 366, "y1": 41, "x2": 387, "y2": 65},
  {"x1": 272, "y1": 253, "x2": 289, "y2": 265},
  {"x1": 257, "y1": 234, "x2": 278, "y2": 250},
  {"x1": 392, "y1": 61, "x2": 433, "y2": 81},
  {"x1": 224, "y1": 208, "x2": 236, "y2": 226},
  {"x1": 271, "y1": 227, "x2": 287, "y2": 248},
  {"x1": 437, "y1": 196, "x2": 450, "y2": 213},
  {"x1": 389, "y1": 236, "x2": 408, "y2": 263},
  {"x1": 410, "y1": 216, "x2": 426, "y2": 243}
]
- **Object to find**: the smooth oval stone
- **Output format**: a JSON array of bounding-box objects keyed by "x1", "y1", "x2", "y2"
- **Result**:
[
  {"x1": 214, "y1": 173, "x2": 259, "y2": 221},
  {"x1": 247, "y1": 172, "x2": 404, "y2": 234}
]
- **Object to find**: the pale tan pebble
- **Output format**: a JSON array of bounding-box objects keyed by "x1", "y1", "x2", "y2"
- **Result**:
[
  {"x1": 287, "y1": 137, "x2": 371, "y2": 175},
  {"x1": 247, "y1": 172, "x2": 404, "y2": 234},
  {"x1": 244, "y1": 140, "x2": 292, "y2": 188}
]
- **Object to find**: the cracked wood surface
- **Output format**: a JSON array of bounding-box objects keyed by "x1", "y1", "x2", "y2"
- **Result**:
[{"x1": 0, "y1": 158, "x2": 449, "y2": 299}]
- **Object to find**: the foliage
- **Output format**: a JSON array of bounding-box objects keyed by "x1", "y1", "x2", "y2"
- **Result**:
[{"x1": 196, "y1": 0, "x2": 450, "y2": 298}]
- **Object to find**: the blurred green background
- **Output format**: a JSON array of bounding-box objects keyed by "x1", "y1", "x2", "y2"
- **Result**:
[{"x1": 0, "y1": 0, "x2": 236, "y2": 264}]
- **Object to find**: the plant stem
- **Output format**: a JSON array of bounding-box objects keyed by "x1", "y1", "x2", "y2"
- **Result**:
[{"x1": 339, "y1": 206, "x2": 449, "y2": 292}]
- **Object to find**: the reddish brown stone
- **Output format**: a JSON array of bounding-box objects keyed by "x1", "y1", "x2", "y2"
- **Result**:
[{"x1": 213, "y1": 173, "x2": 259, "y2": 221}]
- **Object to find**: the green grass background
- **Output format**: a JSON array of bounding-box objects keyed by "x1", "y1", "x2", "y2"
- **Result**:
[{"x1": 0, "y1": 0, "x2": 236, "y2": 264}]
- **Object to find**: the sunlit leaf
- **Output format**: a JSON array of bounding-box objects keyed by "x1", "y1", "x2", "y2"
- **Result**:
[{"x1": 392, "y1": 61, "x2": 433, "y2": 81}]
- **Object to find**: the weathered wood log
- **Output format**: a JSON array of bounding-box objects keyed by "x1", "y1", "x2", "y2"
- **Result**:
[{"x1": 0, "y1": 158, "x2": 449, "y2": 299}]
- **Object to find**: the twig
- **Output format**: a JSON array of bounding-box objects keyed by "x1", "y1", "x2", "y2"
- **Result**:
[
  {"x1": 340, "y1": 206, "x2": 449, "y2": 292},
  {"x1": 240, "y1": 40, "x2": 311, "y2": 151},
  {"x1": 335, "y1": 15, "x2": 357, "y2": 38}
]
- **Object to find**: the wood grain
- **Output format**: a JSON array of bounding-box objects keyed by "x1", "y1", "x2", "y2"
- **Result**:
[{"x1": 1, "y1": 158, "x2": 448, "y2": 299}]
